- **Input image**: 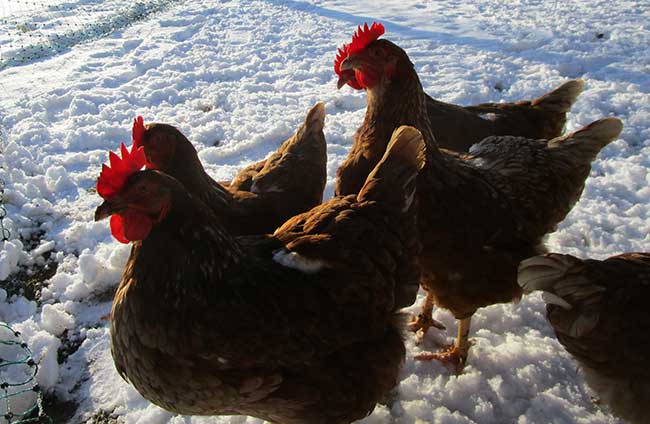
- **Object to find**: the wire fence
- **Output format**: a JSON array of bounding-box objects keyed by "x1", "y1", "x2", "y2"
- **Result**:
[
  {"x1": 0, "y1": 323, "x2": 51, "y2": 423},
  {"x1": 0, "y1": 180, "x2": 9, "y2": 242},
  {"x1": 0, "y1": 123, "x2": 8, "y2": 242},
  {"x1": 0, "y1": 0, "x2": 180, "y2": 71}
]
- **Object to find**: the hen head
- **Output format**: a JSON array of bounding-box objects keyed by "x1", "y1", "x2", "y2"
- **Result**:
[
  {"x1": 334, "y1": 22, "x2": 407, "y2": 90},
  {"x1": 95, "y1": 143, "x2": 173, "y2": 243},
  {"x1": 132, "y1": 116, "x2": 187, "y2": 171}
]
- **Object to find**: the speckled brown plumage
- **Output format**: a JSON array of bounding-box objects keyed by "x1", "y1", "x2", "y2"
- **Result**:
[
  {"x1": 518, "y1": 253, "x2": 650, "y2": 424},
  {"x1": 139, "y1": 102, "x2": 327, "y2": 235},
  {"x1": 334, "y1": 38, "x2": 622, "y2": 370},
  {"x1": 104, "y1": 126, "x2": 426, "y2": 423}
]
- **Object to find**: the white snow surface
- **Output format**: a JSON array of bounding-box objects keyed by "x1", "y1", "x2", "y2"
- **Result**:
[{"x1": 0, "y1": 0, "x2": 648, "y2": 422}]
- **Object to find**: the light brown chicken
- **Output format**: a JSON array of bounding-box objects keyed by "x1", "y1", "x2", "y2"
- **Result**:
[
  {"x1": 132, "y1": 102, "x2": 327, "y2": 235},
  {"x1": 333, "y1": 22, "x2": 623, "y2": 372},
  {"x1": 518, "y1": 253, "x2": 650, "y2": 424},
  {"x1": 335, "y1": 23, "x2": 584, "y2": 153},
  {"x1": 95, "y1": 126, "x2": 425, "y2": 423}
]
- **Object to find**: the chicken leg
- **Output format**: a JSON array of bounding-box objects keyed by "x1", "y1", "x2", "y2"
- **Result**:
[
  {"x1": 408, "y1": 291, "x2": 446, "y2": 339},
  {"x1": 415, "y1": 316, "x2": 472, "y2": 374}
]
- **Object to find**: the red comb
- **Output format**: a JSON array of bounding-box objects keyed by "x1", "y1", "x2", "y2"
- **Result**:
[
  {"x1": 333, "y1": 22, "x2": 384, "y2": 89},
  {"x1": 97, "y1": 142, "x2": 146, "y2": 199},
  {"x1": 132, "y1": 116, "x2": 146, "y2": 149},
  {"x1": 348, "y1": 22, "x2": 385, "y2": 55},
  {"x1": 334, "y1": 44, "x2": 348, "y2": 76}
]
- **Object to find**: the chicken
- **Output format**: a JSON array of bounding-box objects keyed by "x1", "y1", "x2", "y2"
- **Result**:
[
  {"x1": 333, "y1": 22, "x2": 623, "y2": 372},
  {"x1": 131, "y1": 102, "x2": 327, "y2": 235},
  {"x1": 94, "y1": 126, "x2": 425, "y2": 423},
  {"x1": 335, "y1": 23, "x2": 583, "y2": 154},
  {"x1": 518, "y1": 253, "x2": 650, "y2": 424}
]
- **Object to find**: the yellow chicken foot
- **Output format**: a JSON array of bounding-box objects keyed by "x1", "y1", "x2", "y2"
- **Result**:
[
  {"x1": 415, "y1": 316, "x2": 473, "y2": 374},
  {"x1": 408, "y1": 292, "x2": 446, "y2": 339}
]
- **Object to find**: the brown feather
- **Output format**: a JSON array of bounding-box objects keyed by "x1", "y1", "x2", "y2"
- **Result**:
[
  {"x1": 518, "y1": 253, "x2": 650, "y2": 424},
  {"x1": 334, "y1": 38, "x2": 620, "y2": 334},
  {"x1": 109, "y1": 126, "x2": 424, "y2": 423},
  {"x1": 427, "y1": 79, "x2": 584, "y2": 152},
  {"x1": 141, "y1": 102, "x2": 327, "y2": 235}
]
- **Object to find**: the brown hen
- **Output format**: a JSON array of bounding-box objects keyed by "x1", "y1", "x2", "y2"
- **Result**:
[
  {"x1": 133, "y1": 102, "x2": 327, "y2": 235},
  {"x1": 333, "y1": 22, "x2": 623, "y2": 372},
  {"x1": 95, "y1": 126, "x2": 425, "y2": 423},
  {"x1": 336, "y1": 24, "x2": 583, "y2": 154},
  {"x1": 518, "y1": 253, "x2": 650, "y2": 424}
]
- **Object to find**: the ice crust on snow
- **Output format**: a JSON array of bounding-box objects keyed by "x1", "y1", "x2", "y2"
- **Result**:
[{"x1": 0, "y1": 0, "x2": 648, "y2": 422}]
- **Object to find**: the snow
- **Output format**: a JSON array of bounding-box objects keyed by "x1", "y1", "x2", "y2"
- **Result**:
[
  {"x1": 0, "y1": 0, "x2": 648, "y2": 422},
  {"x1": 0, "y1": 240, "x2": 24, "y2": 281}
]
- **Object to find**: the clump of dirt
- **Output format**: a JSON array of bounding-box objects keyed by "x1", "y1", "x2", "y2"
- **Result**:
[{"x1": 1, "y1": 228, "x2": 58, "y2": 303}]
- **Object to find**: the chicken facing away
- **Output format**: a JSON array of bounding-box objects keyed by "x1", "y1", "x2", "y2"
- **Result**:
[
  {"x1": 131, "y1": 102, "x2": 327, "y2": 236},
  {"x1": 333, "y1": 22, "x2": 623, "y2": 372},
  {"x1": 335, "y1": 23, "x2": 584, "y2": 154},
  {"x1": 518, "y1": 253, "x2": 650, "y2": 424},
  {"x1": 95, "y1": 126, "x2": 425, "y2": 423}
]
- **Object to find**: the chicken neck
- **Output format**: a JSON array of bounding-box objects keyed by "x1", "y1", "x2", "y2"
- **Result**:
[{"x1": 126, "y1": 187, "x2": 243, "y2": 298}]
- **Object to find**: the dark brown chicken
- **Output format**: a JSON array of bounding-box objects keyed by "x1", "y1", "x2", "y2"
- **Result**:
[
  {"x1": 518, "y1": 253, "x2": 650, "y2": 424},
  {"x1": 132, "y1": 102, "x2": 327, "y2": 235},
  {"x1": 333, "y1": 22, "x2": 623, "y2": 372},
  {"x1": 95, "y1": 126, "x2": 425, "y2": 423},
  {"x1": 336, "y1": 24, "x2": 584, "y2": 153}
]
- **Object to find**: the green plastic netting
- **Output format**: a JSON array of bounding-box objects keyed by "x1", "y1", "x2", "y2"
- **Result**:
[
  {"x1": 0, "y1": 323, "x2": 51, "y2": 423},
  {"x1": 0, "y1": 0, "x2": 179, "y2": 71}
]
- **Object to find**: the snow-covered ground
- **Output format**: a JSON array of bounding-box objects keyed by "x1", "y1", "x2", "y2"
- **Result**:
[{"x1": 0, "y1": 0, "x2": 649, "y2": 422}]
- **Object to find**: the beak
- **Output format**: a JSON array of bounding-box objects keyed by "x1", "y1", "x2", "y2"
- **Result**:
[
  {"x1": 95, "y1": 199, "x2": 121, "y2": 221},
  {"x1": 337, "y1": 71, "x2": 355, "y2": 89}
]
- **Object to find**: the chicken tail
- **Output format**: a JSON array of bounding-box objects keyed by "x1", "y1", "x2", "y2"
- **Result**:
[
  {"x1": 296, "y1": 101, "x2": 326, "y2": 140},
  {"x1": 250, "y1": 101, "x2": 327, "y2": 197},
  {"x1": 549, "y1": 117, "x2": 623, "y2": 160},
  {"x1": 358, "y1": 125, "x2": 426, "y2": 210},
  {"x1": 531, "y1": 80, "x2": 584, "y2": 113},
  {"x1": 518, "y1": 254, "x2": 605, "y2": 338}
]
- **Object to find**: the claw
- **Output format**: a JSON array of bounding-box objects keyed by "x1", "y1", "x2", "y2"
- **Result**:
[
  {"x1": 415, "y1": 316, "x2": 474, "y2": 374},
  {"x1": 415, "y1": 344, "x2": 469, "y2": 374},
  {"x1": 408, "y1": 313, "x2": 446, "y2": 342},
  {"x1": 408, "y1": 291, "x2": 445, "y2": 340}
]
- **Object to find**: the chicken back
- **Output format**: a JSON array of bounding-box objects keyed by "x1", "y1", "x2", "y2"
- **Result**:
[{"x1": 518, "y1": 253, "x2": 650, "y2": 424}]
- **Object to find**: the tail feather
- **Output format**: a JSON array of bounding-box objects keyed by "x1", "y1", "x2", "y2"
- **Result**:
[
  {"x1": 274, "y1": 101, "x2": 326, "y2": 154},
  {"x1": 250, "y1": 102, "x2": 327, "y2": 195},
  {"x1": 518, "y1": 254, "x2": 606, "y2": 338},
  {"x1": 358, "y1": 126, "x2": 426, "y2": 211},
  {"x1": 549, "y1": 117, "x2": 623, "y2": 159},
  {"x1": 299, "y1": 101, "x2": 326, "y2": 137},
  {"x1": 531, "y1": 80, "x2": 584, "y2": 113}
]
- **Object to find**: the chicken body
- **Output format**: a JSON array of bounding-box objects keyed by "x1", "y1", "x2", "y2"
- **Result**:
[
  {"x1": 425, "y1": 79, "x2": 584, "y2": 152},
  {"x1": 136, "y1": 102, "x2": 327, "y2": 235},
  {"x1": 103, "y1": 127, "x2": 425, "y2": 423},
  {"x1": 335, "y1": 37, "x2": 622, "y2": 370},
  {"x1": 518, "y1": 253, "x2": 650, "y2": 424}
]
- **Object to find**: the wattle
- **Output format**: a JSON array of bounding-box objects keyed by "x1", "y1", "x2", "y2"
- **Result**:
[{"x1": 110, "y1": 210, "x2": 153, "y2": 243}]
